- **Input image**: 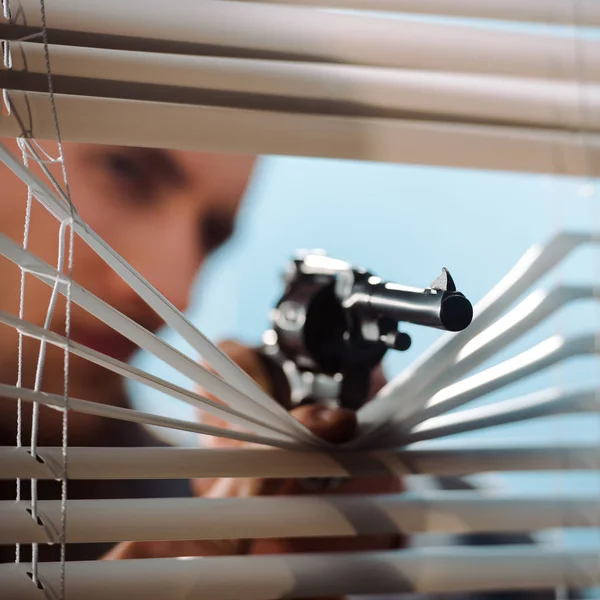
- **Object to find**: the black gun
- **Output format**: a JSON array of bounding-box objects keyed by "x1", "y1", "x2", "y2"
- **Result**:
[{"x1": 260, "y1": 251, "x2": 473, "y2": 411}]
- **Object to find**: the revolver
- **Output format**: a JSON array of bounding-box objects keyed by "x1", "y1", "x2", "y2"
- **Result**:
[{"x1": 260, "y1": 251, "x2": 473, "y2": 411}]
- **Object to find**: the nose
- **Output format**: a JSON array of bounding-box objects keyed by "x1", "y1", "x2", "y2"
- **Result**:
[{"x1": 104, "y1": 211, "x2": 204, "y2": 315}]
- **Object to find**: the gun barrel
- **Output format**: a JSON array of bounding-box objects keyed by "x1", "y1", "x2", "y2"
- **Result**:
[{"x1": 352, "y1": 282, "x2": 473, "y2": 332}]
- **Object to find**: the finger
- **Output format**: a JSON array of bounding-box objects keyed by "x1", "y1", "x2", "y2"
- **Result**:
[{"x1": 290, "y1": 404, "x2": 357, "y2": 444}]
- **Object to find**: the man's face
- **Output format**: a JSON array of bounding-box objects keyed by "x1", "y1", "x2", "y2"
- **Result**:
[{"x1": 0, "y1": 140, "x2": 255, "y2": 401}]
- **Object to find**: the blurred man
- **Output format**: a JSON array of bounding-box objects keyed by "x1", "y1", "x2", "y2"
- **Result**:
[{"x1": 0, "y1": 140, "x2": 383, "y2": 562}]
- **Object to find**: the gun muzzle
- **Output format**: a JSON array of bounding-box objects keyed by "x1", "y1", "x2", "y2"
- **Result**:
[
  {"x1": 342, "y1": 273, "x2": 473, "y2": 333},
  {"x1": 364, "y1": 283, "x2": 472, "y2": 332}
]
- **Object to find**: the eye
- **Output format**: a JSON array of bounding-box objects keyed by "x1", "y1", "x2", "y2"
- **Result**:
[
  {"x1": 102, "y1": 150, "x2": 154, "y2": 199},
  {"x1": 106, "y1": 153, "x2": 145, "y2": 181}
]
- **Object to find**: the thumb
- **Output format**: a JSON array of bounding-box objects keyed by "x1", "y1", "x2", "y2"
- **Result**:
[{"x1": 291, "y1": 404, "x2": 357, "y2": 444}]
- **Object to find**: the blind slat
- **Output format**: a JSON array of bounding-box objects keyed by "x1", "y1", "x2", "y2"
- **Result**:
[
  {"x1": 408, "y1": 388, "x2": 599, "y2": 442},
  {"x1": 2, "y1": 546, "x2": 599, "y2": 599},
  {"x1": 1, "y1": 493, "x2": 598, "y2": 545},
  {"x1": 227, "y1": 0, "x2": 600, "y2": 27},
  {"x1": 0, "y1": 445, "x2": 598, "y2": 481},
  {"x1": 3, "y1": 92, "x2": 600, "y2": 176},
  {"x1": 5, "y1": 43, "x2": 600, "y2": 132},
  {"x1": 4, "y1": 0, "x2": 599, "y2": 79}
]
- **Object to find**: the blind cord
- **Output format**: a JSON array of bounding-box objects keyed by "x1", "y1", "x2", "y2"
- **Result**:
[
  {"x1": 20, "y1": 0, "x2": 76, "y2": 590},
  {"x1": 15, "y1": 133, "x2": 33, "y2": 568}
]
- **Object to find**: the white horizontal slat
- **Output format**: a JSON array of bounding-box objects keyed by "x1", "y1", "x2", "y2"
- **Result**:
[
  {"x1": 3, "y1": 0, "x2": 600, "y2": 79},
  {"x1": 5, "y1": 43, "x2": 600, "y2": 131},
  {"x1": 1, "y1": 492, "x2": 599, "y2": 545},
  {"x1": 409, "y1": 388, "x2": 600, "y2": 443},
  {"x1": 3, "y1": 91, "x2": 600, "y2": 176},
  {"x1": 0, "y1": 444, "x2": 598, "y2": 481},
  {"x1": 1, "y1": 546, "x2": 599, "y2": 599},
  {"x1": 227, "y1": 0, "x2": 600, "y2": 27}
]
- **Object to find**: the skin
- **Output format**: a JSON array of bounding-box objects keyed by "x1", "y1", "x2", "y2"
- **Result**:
[{"x1": 0, "y1": 139, "x2": 403, "y2": 598}]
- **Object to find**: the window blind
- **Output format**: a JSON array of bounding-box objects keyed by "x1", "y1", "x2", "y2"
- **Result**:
[{"x1": 1, "y1": 0, "x2": 600, "y2": 174}]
